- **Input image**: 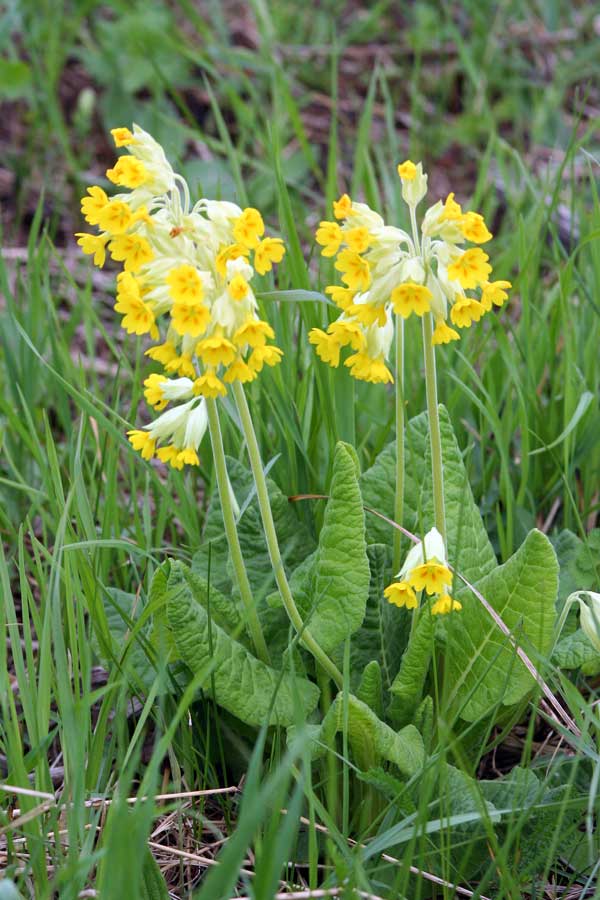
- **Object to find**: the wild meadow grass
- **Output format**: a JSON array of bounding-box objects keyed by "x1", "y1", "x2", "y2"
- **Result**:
[{"x1": 1, "y1": 2, "x2": 599, "y2": 898}]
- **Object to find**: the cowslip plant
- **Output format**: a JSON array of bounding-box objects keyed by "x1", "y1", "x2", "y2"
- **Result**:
[{"x1": 76, "y1": 134, "x2": 571, "y2": 848}]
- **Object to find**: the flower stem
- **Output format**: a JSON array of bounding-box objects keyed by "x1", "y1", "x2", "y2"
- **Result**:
[
  {"x1": 205, "y1": 396, "x2": 271, "y2": 665},
  {"x1": 393, "y1": 313, "x2": 405, "y2": 574},
  {"x1": 231, "y1": 381, "x2": 344, "y2": 689},
  {"x1": 421, "y1": 313, "x2": 446, "y2": 544}
]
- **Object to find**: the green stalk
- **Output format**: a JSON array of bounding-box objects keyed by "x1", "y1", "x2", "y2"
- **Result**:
[
  {"x1": 408, "y1": 199, "x2": 447, "y2": 545},
  {"x1": 231, "y1": 381, "x2": 343, "y2": 689},
  {"x1": 205, "y1": 396, "x2": 270, "y2": 665},
  {"x1": 421, "y1": 313, "x2": 446, "y2": 543},
  {"x1": 393, "y1": 313, "x2": 405, "y2": 574}
]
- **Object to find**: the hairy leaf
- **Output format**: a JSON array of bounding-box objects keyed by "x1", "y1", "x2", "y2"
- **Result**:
[
  {"x1": 193, "y1": 457, "x2": 315, "y2": 600},
  {"x1": 167, "y1": 562, "x2": 320, "y2": 727},
  {"x1": 309, "y1": 442, "x2": 370, "y2": 653},
  {"x1": 388, "y1": 609, "x2": 435, "y2": 727},
  {"x1": 445, "y1": 529, "x2": 558, "y2": 721}
]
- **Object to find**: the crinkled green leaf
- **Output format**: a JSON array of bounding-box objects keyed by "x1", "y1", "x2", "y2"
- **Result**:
[
  {"x1": 346, "y1": 544, "x2": 407, "y2": 692},
  {"x1": 193, "y1": 457, "x2": 315, "y2": 600},
  {"x1": 357, "y1": 660, "x2": 383, "y2": 717},
  {"x1": 321, "y1": 693, "x2": 424, "y2": 776},
  {"x1": 93, "y1": 587, "x2": 158, "y2": 691},
  {"x1": 309, "y1": 442, "x2": 370, "y2": 653},
  {"x1": 389, "y1": 609, "x2": 435, "y2": 727},
  {"x1": 360, "y1": 407, "x2": 497, "y2": 586},
  {"x1": 553, "y1": 628, "x2": 600, "y2": 676},
  {"x1": 446, "y1": 529, "x2": 558, "y2": 721},
  {"x1": 167, "y1": 562, "x2": 319, "y2": 727}
]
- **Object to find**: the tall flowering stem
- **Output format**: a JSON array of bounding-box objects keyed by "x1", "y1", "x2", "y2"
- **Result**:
[
  {"x1": 309, "y1": 159, "x2": 509, "y2": 618},
  {"x1": 205, "y1": 398, "x2": 270, "y2": 664},
  {"x1": 421, "y1": 313, "x2": 446, "y2": 543},
  {"x1": 393, "y1": 314, "x2": 405, "y2": 573},
  {"x1": 231, "y1": 381, "x2": 344, "y2": 689},
  {"x1": 76, "y1": 124, "x2": 288, "y2": 658}
]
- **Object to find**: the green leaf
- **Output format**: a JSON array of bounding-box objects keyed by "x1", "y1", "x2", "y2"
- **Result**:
[
  {"x1": 357, "y1": 660, "x2": 383, "y2": 717},
  {"x1": 360, "y1": 407, "x2": 497, "y2": 586},
  {"x1": 140, "y1": 846, "x2": 170, "y2": 900},
  {"x1": 445, "y1": 529, "x2": 558, "y2": 721},
  {"x1": 167, "y1": 562, "x2": 319, "y2": 727},
  {"x1": 553, "y1": 628, "x2": 600, "y2": 676},
  {"x1": 194, "y1": 457, "x2": 315, "y2": 601},
  {"x1": 308, "y1": 442, "x2": 370, "y2": 653},
  {"x1": 0, "y1": 59, "x2": 32, "y2": 100},
  {"x1": 529, "y1": 390, "x2": 594, "y2": 454},
  {"x1": 321, "y1": 694, "x2": 424, "y2": 776},
  {"x1": 93, "y1": 588, "x2": 157, "y2": 691},
  {"x1": 256, "y1": 289, "x2": 332, "y2": 305},
  {"x1": 346, "y1": 544, "x2": 407, "y2": 693},
  {"x1": 388, "y1": 609, "x2": 435, "y2": 727}
]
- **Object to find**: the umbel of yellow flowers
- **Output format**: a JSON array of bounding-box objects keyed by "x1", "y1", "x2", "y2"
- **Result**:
[
  {"x1": 384, "y1": 527, "x2": 461, "y2": 616},
  {"x1": 76, "y1": 125, "x2": 285, "y2": 469},
  {"x1": 309, "y1": 160, "x2": 510, "y2": 384}
]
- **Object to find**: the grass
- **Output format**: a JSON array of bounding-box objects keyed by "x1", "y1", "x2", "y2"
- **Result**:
[{"x1": 1, "y1": 1, "x2": 600, "y2": 897}]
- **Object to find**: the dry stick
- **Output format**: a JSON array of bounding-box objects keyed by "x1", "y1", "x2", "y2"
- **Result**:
[{"x1": 289, "y1": 494, "x2": 581, "y2": 742}]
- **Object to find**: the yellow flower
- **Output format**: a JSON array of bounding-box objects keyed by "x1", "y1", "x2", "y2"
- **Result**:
[
  {"x1": 344, "y1": 226, "x2": 371, "y2": 254},
  {"x1": 333, "y1": 193, "x2": 352, "y2": 219},
  {"x1": 254, "y1": 237, "x2": 285, "y2": 275},
  {"x1": 233, "y1": 319, "x2": 275, "y2": 348},
  {"x1": 447, "y1": 248, "x2": 492, "y2": 289},
  {"x1": 106, "y1": 156, "x2": 149, "y2": 189},
  {"x1": 325, "y1": 285, "x2": 355, "y2": 310},
  {"x1": 196, "y1": 335, "x2": 237, "y2": 367},
  {"x1": 223, "y1": 357, "x2": 257, "y2": 383},
  {"x1": 328, "y1": 320, "x2": 365, "y2": 350},
  {"x1": 461, "y1": 211, "x2": 492, "y2": 244},
  {"x1": 248, "y1": 344, "x2": 283, "y2": 372},
  {"x1": 81, "y1": 186, "x2": 109, "y2": 225},
  {"x1": 167, "y1": 265, "x2": 204, "y2": 303},
  {"x1": 127, "y1": 429, "x2": 156, "y2": 460},
  {"x1": 109, "y1": 234, "x2": 154, "y2": 272},
  {"x1": 481, "y1": 280, "x2": 511, "y2": 311},
  {"x1": 228, "y1": 273, "x2": 250, "y2": 301},
  {"x1": 146, "y1": 341, "x2": 178, "y2": 366},
  {"x1": 193, "y1": 370, "x2": 226, "y2": 398},
  {"x1": 384, "y1": 581, "x2": 418, "y2": 609},
  {"x1": 111, "y1": 127, "x2": 136, "y2": 147},
  {"x1": 450, "y1": 297, "x2": 485, "y2": 328},
  {"x1": 345, "y1": 302, "x2": 387, "y2": 327},
  {"x1": 408, "y1": 560, "x2": 452, "y2": 595},
  {"x1": 391, "y1": 282, "x2": 432, "y2": 318},
  {"x1": 397, "y1": 160, "x2": 417, "y2": 180},
  {"x1": 345, "y1": 352, "x2": 393, "y2": 384},
  {"x1": 233, "y1": 207, "x2": 265, "y2": 249},
  {"x1": 165, "y1": 354, "x2": 196, "y2": 378},
  {"x1": 114, "y1": 291, "x2": 158, "y2": 338},
  {"x1": 335, "y1": 249, "x2": 371, "y2": 292},
  {"x1": 215, "y1": 243, "x2": 249, "y2": 277},
  {"x1": 176, "y1": 447, "x2": 200, "y2": 467},
  {"x1": 432, "y1": 320, "x2": 460, "y2": 345},
  {"x1": 439, "y1": 192, "x2": 463, "y2": 222},
  {"x1": 171, "y1": 301, "x2": 210, "y2": 338},
  {"x1": 75, "y1": 233, "x2": 108, "y2": 267},
  {"x1": 157, "y1": 444, "x2": 179, "y2": 466},
  {"x1": 96, "y1": 200, "x2": 132, "y2": 235},
  {"x1": 316, "y1": 220, "x2": 342, "y2": 257},
  {"x1": 431, "y1": 593, "x2": 462, "y2": 615},
  {"x1": 143, "y1": 373, "x2": 168, "y2": 410},
  {"x1": 308, "y1": 328, "x2": 341, "y2": 367}
]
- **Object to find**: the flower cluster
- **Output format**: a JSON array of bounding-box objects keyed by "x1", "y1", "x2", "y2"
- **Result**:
[
  {"x1": 309, "y1": 160, "x2": 510, "y2": 383},
  {"x1": 383, "y1": 527, "x2": 462, "y2": 616},
  {"x1": 76, "y1": 125, "x2": 285, "y2": 468}
]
